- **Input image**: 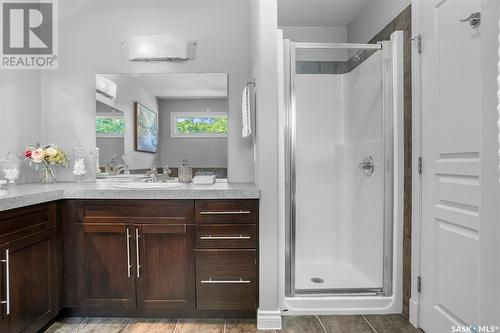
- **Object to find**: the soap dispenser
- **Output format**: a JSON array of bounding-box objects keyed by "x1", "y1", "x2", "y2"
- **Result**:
[{"x1": 178, "y1": 159, "x2": 192, "y2": 183}]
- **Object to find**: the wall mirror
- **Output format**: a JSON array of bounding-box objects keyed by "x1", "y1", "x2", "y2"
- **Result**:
[{"x1": 95, "y1": 73, "x2": 229, "y2": 178}]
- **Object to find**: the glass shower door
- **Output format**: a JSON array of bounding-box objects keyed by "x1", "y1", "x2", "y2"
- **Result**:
[{"x1": 286, "y1": 41, "x2": 395, "y2": 296}]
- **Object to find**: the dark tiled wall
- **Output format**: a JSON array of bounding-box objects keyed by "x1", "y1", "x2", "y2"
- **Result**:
[{"x1": 367, "y1": 5, "x2": 412, "y2": 318}]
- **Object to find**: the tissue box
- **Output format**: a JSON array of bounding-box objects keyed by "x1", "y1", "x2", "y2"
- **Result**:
[{"x1": 193, "y1": 174, "x2": 216, "y2": 185}]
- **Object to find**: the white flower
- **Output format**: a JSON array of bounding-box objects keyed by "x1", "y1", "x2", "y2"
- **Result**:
[
  {"x1": 72, "y1": 159, "x2": 87, "y2": 176},
  {"x1": 3, "y1": 168, "x2": 19, "y2": 182},
  {"x1": 44, "y1": 147, "x2": 58, "y2": 157}
]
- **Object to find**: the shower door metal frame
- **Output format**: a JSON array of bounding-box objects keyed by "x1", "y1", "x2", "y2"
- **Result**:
[{"x1": 284, "y1": 41, "x2": 394, "y2": 297}]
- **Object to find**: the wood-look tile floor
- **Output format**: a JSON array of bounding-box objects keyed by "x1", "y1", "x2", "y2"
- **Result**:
[{"x1": 44, "y1": 314, "x2": 420, "y2": 333}]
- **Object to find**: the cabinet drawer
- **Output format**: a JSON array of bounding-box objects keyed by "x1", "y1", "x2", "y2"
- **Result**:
[
  {"x1": 0, "y1": 204, "x2": 55, "y2": 244},
  {"x1": 82, "y1": 200, "x2": 194, "y2": 224},
  {"x1": 196, "y1": 250, "x2": 256, "y2": 310},
  {"x1": 195, "y1": 225, "x2": 256, "y2": 249},
  {"x1": 196, "y1": 249, "x2": 256, "y2": 278},
  {"x1": 196, "y1": 278, "x2": 257, "y2": 310},
  {"x1": 195, "y1": 200, "x2": 258, "y2": 224}
]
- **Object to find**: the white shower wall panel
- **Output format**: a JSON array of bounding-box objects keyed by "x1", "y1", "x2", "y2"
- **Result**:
[
  {"x1": 294, "y1": 75, "x2": 345, "y2": 266},
  {"x1": 343, "y1": 52, "x2": 384, "y2": 143},
  {"x1": 342, "y1": 52, "x2": 384, "y2": 286}
]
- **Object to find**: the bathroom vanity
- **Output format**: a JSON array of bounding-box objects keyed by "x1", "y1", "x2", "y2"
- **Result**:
[{"x1": 0, "y1": 183, "x2": 259, "y2": 333}]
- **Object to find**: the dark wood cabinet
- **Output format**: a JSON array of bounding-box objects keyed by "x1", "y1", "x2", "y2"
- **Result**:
[
  {"x1": 196, "y1": 249, "x2": 257, "y2": 310},
  {"x1": 195, "y1": 224, "x2": 257, "y2": 249},
  {"x1": 194, "y1": 200, "x2": 258, "y2": 313},
  {"x1": 80, "y1": 224, "x2": 136, "y2": 313},
  {"x1": 62, "y1": 200, "x2": 197, "y2": 317},
  {"x1": 136, "y1": 224, "x2": 195, "y2": 314},
  {"x1": 195, "y1": 200, "x2": 258, "y2": 225},
  {"x1": 0, "y1": 197, "x2": 258, "y2": 330},
  {"x1": 0, "y1": 204, "x2": 59, "y2": 333}
]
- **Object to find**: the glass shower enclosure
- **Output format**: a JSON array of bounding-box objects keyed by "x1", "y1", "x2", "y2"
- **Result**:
[{"x1": 284, "y1": 39, "x2": 401, "y2": 297}]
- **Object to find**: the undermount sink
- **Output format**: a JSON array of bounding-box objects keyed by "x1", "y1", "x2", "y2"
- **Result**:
[
  {"x1": 113, "y1": 182, "x2": 184, "y2": 189},
  {"x1": 97, "y1": 174, "x2": 148, "y2": 182}
]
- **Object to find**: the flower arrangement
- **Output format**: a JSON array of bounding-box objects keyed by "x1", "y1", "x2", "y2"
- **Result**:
[{"x1": 25, "y1": 144, "x2": 68, "y2": 183}]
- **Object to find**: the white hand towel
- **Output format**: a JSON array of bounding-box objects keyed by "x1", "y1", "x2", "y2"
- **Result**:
[{"x1": 242, "y1": 86, "x2": 252, "y2": 138}]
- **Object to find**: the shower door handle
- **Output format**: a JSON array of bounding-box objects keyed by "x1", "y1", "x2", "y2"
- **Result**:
[
  {"x1": 460, "y1": 12, "x2": 481, "y2": 28},
  {"x1": 358, "y1": 156, "x2": 375, "y2": 177}
]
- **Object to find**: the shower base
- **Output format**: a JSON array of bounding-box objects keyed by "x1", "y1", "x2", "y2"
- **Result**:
[{"x1": 295, "y1": 259, "x2": 380, "y2": 291}]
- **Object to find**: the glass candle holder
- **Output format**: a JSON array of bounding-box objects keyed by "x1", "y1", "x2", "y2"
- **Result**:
[
  {"x1": 72, "y1": 141, "x2": 87, "y2": 182},
  {"x1": 1, "y1": 152, "x2": 20, "y2": 184}
]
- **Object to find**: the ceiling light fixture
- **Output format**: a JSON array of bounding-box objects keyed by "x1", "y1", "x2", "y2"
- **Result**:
[{"x1": 121, "y1": 35, "x2": 197, "y2": 62}]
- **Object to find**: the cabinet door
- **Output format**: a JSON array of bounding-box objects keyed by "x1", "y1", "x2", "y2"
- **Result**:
[
  {"x1": 80, "y1": 224, "x2": 135, "y2": 314},
  {"x1": 136, "y1": 224, "x2": 194, "y2": 314},
  {"x1": 0, "y1": 228, "x2": 58, "y2": 333}
]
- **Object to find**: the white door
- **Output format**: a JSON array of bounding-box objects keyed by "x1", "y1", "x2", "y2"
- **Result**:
[{"x1": 420, "y1": 0, "x2": 482, "y2": 332}]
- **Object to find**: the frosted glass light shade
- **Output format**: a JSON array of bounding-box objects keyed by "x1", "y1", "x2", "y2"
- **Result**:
[
  {"x1": 121, "y1": 35, "x2": 197, "y2": 61},
  {"x1": 95, "y1": 75, "x2": 117, "y2": 99}
]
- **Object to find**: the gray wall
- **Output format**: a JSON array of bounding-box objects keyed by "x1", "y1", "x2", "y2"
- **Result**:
[
  {"x1": 158, "y1": 99, "x2": 227, "y2": 168},
  {"x1": 0, "y1": 71, "x2": 41, "y2": 183},
  {"x1": 251, "y1": 0, "x2": 281, "y2": 320},
  {"x1": 96, "y1": 137, "x2": 124, "y2": 167},
  {"x1": 347, "y1": 0, "x2": 411, "y2": 43},
  {"x1": 279, "y1": 26, "x2": 348, "y2": 61},
  {"x1": 40, "y1": 0, "x2": 254, "y2": 182}
]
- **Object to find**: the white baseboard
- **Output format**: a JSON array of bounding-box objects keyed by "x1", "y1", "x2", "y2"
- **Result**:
[
  {"x1": 409, "y1": 298, "x2": 419, "y2": 328},
  {"x1": 257, "y1": 309, "x2": 282, "y2": 330}
]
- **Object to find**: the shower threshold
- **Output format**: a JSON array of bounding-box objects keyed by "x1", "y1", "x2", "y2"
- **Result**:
[{"x1": 294, "y1": 288, "x2": 383, "y2": 297}]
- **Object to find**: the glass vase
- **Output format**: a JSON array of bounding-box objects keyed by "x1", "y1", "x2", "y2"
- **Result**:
[{"x1": 40, "y1": 165, "x2": 56, "y2": 184}]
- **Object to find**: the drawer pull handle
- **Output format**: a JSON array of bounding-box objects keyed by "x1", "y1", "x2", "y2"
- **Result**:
[
  {"x1": 201, "y1": 278, "x2": 251, "y2": 284},
  {"x1": 199, "y1": 210, "x2": 251, "y2": 215},
  {"x1": 200, "y1": 235, "x2": 251, "y2": 240},
  {"x1": 1, "y1": 249, "x2": 10, "y2": 315}
]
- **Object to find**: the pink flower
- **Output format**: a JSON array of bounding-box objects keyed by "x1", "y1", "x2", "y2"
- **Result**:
[{"x1": 31, "y1": 148, "x2": 45, "y2": 163}]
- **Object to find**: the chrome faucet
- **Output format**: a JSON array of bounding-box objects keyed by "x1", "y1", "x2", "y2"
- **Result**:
[
  {"x1": 105, "y1": 155, "x2": 130, "y2": 175},
  {"x1": 145, "y1": 166, "x2": 158, "y2": 182}
]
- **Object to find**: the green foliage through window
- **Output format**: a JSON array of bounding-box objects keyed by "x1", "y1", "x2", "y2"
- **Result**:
[
  {"x1": 96, "y1": 117, "x2": 125, "y2": 135},
  {"x1": 176, "y1": 116, "x2": 228, "y2": 135}
]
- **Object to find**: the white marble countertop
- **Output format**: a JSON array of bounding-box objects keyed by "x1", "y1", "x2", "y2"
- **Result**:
[{"x1": 0, "y1": 182, "x2": 260, "y2": 212}]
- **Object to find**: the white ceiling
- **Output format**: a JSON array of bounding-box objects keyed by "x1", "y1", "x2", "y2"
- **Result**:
[
  {"x1": 127, "y1": 73, "x2": 228, "y2": 99},
  {"x1": 278, "y1": 0, "x2": 369, "y2": 27}
]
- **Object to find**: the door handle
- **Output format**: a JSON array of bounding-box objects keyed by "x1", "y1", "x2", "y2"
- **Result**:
[
  {"x1": 135, "y1": 228, "x2": 141, "y2": 278},
  {"x1": 0, "y1": 249, "x2": 10, "y2": 315},
  {"x1": 460, "y1": 12, "x2": 481, "y2": 28},
  {"x1": 126, "y1": 228, "x2": 131, "y2": 278},
  {"x1": 358, "y1": 156, "x2": 375, "y2": 177}
]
